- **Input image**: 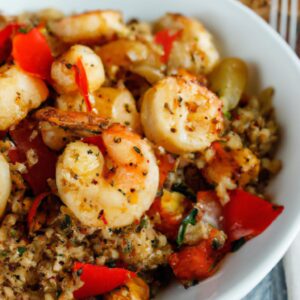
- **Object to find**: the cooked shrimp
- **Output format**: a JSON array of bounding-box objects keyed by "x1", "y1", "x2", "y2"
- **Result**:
[
  {"x1": 51, "y1": 45, "x2": 105, "y2": 94},
  {"x1": 0, "y1": 65, "x2": 48, "y2": 131},
  {"x1": 57, "y1": 87, "x2": 141, "y2": 133},
  {"x1": 0, "y1": 153, "x2": 11, "y2": 218},
  {"x1": 35, "y1": 107, "x2": 109, "y2": 134},
  {"x1": 48, "y1": 10, "x2": 128, "y2": 44},
  {"x1": 96, "y1": 39, "x2": 164, "y2": 83},
  {"x1": 56, "y1": 124, "x2": 159, "y2": 228},
  {"x1": 141, "y1": 74, "x2": 223, "y2": 154},
  {"x1": 154, "y1": 13, "x2": 220, "y2": 74}
]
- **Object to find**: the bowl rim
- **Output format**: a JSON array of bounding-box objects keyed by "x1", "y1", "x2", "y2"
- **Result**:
[{"x1": 2, "y1": 0, "x2": 300, "y2": 299}]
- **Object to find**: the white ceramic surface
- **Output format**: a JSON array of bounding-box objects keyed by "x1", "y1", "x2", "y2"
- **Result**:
[{"x1": 2, "y1": 0, "x2": 300, "y2": 299}]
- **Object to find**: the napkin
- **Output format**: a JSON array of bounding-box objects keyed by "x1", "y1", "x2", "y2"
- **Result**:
[{"x1": 284, "y1": 232, "x2": 300, "y2": 300}]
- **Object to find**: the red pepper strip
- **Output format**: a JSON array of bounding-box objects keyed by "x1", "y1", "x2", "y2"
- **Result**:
[
  {"x1": 9, "y1": 119, "x2": 58, "y2": 195},
  {"x1": 0, "y1": 23, "x2": 20, "y2": 62},
  {"x1": 27, "y1": 192, "x2": 50, "y2": 229},
  {"x1": 154, "y1": 29, "x2": 181, "y2": 63},
  {"x1": 223, "y1": 189, "x2": 284, "y2": 241},
  {"x1": 73, "y1": 262, "x2": 136, "y2": 299},
  {"x1": 74, "y1": 58, "x2": 92, "y2": 112},
  {"x1": 12, "y1": 27, "x2": 53, "y2": 79},
  {"x1": 82, "y1": 135, "x2": 106, "y2": 154},
  {"x1": 156, "y1": 153, "x2": 176, "y2": 188}
]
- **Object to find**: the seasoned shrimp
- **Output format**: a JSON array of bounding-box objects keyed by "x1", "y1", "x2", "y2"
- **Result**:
[
  {"x1": 0, "y1": 153, "x2": 11, "y2": 218},
  {"x1": 96, "y1": 39, "x2": 164, "y2": 83},
  {"x1": 48, "y1": 10, "x2": 128, "y2": 44},
  {"x1": 51, "y1": 45, "x2": 105, "y2": 94},
  {"x1": 0, "y1": 65, "x2": 49, "y2": 131},
  {"x1": 56, "y1": 124, "x2": 159, "y2": 228},
  {"x1": 154, "y1": 13, "x2": 220, "y2": 74},
  {"x1": 57, "y1": 87, "x2": 141, "y2": 133},
  {"x1": 141, "y1": 74, "x2": 223, "y2": 154}
]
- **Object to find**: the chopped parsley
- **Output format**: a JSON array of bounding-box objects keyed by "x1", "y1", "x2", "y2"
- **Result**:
[
  {"x1": 60, "y1": 215, "x2": 71, "y2": 230},
  {"x1": 176, "y1": 208, "x2": 198, "y2": 246},
  {"x1": 17, "y1": 247, "x2": 27, "y2": 256},
  {"x1": 136, "y1": 217, "x2": 148, "y2": 233}
]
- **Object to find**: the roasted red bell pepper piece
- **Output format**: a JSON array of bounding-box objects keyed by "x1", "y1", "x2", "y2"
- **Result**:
[
  {"x1": 9, "y1": 119, "x2": 58, "y2": 195},
  {"x1": 82, "y1": 135, "x2": 106, "y2": 154},
  {"x1": 0, "y1": 23, "x2": 20, "y2": 62},
  {"x1": 156, "y1": 153, "x2": 176, "y2": 188},
  {"x1": 223, "y1": 189, "x2": 284, "y2": 241},
  {"x1": 74, "y1": 58, "x2": 92, "y2": 112},
  {"x1": 169, "y1": 228, "x2": 225, "y2": 281},
  {"x1": 27, "y1": 192, "x2": 51, "y2": 229},
  {"x1": 73, "y1": 262, "x2": 136, "y2": 299},
  {"x1": 12, "y1": 27, "x2": 53, "y2": 79},
  {"x1": 154, "y1": 29, "x2": 181, "y2": 63}
]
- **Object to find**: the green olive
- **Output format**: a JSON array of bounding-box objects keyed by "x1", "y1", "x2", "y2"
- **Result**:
[{"x1": 208, "y1": 57, "x2": 248, "y2": 111}]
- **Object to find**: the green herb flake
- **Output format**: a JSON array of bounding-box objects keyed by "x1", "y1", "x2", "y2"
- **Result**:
[
  {"x1": 60, "y1": 215, "x2": 72, "y2": 230},
  {"x1": 231, "y1": 237, "x2": 246, "y2": 252},
  {"x1": 65, "y1": 63, "x2": 73, "y2": 69},
  {"x1": 133, "y1": 146, "x2": 142, "y2": 155},
  {"x1": 10, "y1": 229, "x2": 17, "y2": 238},
  {"x1": 211, "y1": 238, "x2": 222, "y2": 250},
  {"x1": 151, "y1": 238, "x2": 159, "y2": 248},
  {"x1": 106, "y1": 260, "x2": 117, "y2": 268},
  {"x1": 123, "y1": 240, "x2": 132, "y2": 253},
  {"x1": 223, "y1": 111, "x2": 232, "y2": 120},
  {"x1": 17, "y1": 247, "x2": 27, "y2": 256},
  {"x1": 56, "y1": 289, "x2": 62, "y2": 298},
  {"x1": 18, "y1": 27, "x2": 28, "y2": 34},
  {"x1": 176, "y1": 208, "x2": 198, "y2": 246},
  {"x1": 0, "y1": 250, "x2": 8, "y2": 257},
  {"x1": 171, "y1": 183, "x2": 196, "y2": 201},
  {"x1": 136, "y1": 217, "x2": 148, "y2": 233}
]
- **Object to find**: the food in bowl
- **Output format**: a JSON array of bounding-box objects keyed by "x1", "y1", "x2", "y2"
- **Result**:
[{"x1": 0, "y1": 8, "x2": 284, "y2": 299}]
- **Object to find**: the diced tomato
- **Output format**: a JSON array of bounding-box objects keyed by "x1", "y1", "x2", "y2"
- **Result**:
[
  {"x1": 27, "y1": 192, "x2": 51, "y2": 229},
  {"x1": 156, "y1": 153, "x2": 176, "y2": 188},
  {"x1": 73, "y1": 58, "x2": 92, "y2": 112},
  {"x1": 82, "y1": 135, "x2": 106, "y2": 154},
  {"x1": 197, "y1": 191, "x2": 223, "y2": 228},
  {"x1": 0, "y1": 23, "x2": 20, "y2": 63},
  {"x1": 169, "y1": 228, "x2": 225, "y2": 281},
  {"x1": 155, "y1": 29, "x2": 181, "y2": 63},
  {"x1": 9, "y1": 119, "x2": 58, "y2": 195},
  {"x1": 147, "y1": 190, "x2": 192, "y2": 240},
  {"x1": 223, "y1": 189, "x2": 284, "y2": 241},
  {"x1": 73, "y1": 262, "x2": 136, "y2": 299},
  {"x1": 12, "y1": 27, "x2": 53, "y2": 79}
]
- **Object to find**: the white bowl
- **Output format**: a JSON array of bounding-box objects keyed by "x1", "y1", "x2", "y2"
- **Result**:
[{"x1": 2, "y1": 0, "x2": 300, "y2": 299}]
